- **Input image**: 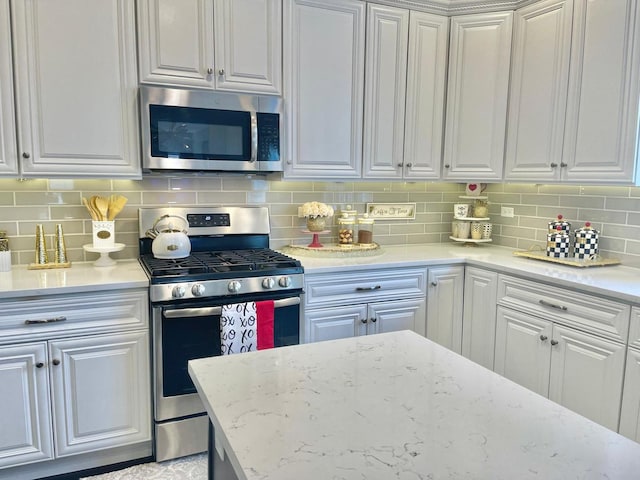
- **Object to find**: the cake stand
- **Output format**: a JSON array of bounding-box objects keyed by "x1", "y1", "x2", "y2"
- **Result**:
[
  {"x1": 83, "y1": 243, "x2": 125, "y2": 267},
  {"x1": 302, "y1": 230, "x2": 330, "y2": 248}
]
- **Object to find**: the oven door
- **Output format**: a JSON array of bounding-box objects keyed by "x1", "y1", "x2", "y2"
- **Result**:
[{"x1": 153, "y1": 294, "x2": 301, "y2": 422}]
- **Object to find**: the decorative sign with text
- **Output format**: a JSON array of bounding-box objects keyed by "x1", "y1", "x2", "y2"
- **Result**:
[{"x1": 366, "y1": 203, "x2": 416, "y2": 220}]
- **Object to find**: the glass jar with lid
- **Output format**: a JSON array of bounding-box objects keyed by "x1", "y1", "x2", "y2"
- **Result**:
[
  {"x1": 357, "y1": 214, "x2": 375, "y2": 245},
  {"x1": 337, "y1": 211, "x2": 357, "y2": 246}
]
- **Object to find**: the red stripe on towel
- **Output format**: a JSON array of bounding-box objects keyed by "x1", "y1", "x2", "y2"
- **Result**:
[{"x1": 256, "y1": 300, "x2": 274, "y2": 350}]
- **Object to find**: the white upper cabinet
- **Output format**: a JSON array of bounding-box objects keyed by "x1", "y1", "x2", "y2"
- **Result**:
[
  {"x1": 443, "y1": 12, "x2": 513, "y2": 181},
  {"x1": 504, "y1": 0, "x2": 573, "y2": 182},
  {"x1": 403, "y1": 11, "x2": 449, "y2": 180},
  {"x1": 284, "y1": 0, "x2": 365, "y2": 179},
  {"x1": 0, "y1": 1, "x2": 17, "y2": 176},
  {"x1": 362, "y1": 4, "x2": 409, "y2": 180},
  {"x1": 11, "y1": 0, "x2": 140, "y2": 178},
  {"x1": 562, "y1": 0, "x2": 640, "y2": 183},
  {"x1": 138, "y1": 0, "x2": 282, "y2": 94}
]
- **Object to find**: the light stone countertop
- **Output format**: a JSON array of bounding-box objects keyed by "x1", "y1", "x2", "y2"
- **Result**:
[
  {"x1": 189, "y1": 330, "x2": 640, "y2": 480},
  {"x1": 0, "y1": 259, "x2": 149, "y2": 299},
  {"x1": 281, "y1": 243, "x2": 640, "y2": 304}
]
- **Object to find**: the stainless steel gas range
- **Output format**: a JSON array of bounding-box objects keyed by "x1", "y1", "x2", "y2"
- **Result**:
[{"x1": 138, "y1": 206, "x2": 304, "y2": 462}]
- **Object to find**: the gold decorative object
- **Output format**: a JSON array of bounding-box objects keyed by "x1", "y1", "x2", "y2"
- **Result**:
[
  {"x1": 28, "y1": 224, "x2": 71, "y2": 270},
  {"x1": 54, "y1": 224, "x2": 68, "y2": 264},
  {"x1": 35, "y1": 224, "x2": 49, "y2": 265}
]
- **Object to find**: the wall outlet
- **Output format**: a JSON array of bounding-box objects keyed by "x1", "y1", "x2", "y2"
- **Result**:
[
  {"x1": 501, "y1": 206, "x2": 515, "y2": 218},
  {"x1": 297, "y1": 206, "x2": 304, "y2": 218}
]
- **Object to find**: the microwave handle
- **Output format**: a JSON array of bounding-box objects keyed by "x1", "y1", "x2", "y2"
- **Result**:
[
  {"x1": 163, "y1": 296, "x2": 300, "y2": 319},
  {"x1": 250, "y1": 112, "x2": 258, "y2": 163}
]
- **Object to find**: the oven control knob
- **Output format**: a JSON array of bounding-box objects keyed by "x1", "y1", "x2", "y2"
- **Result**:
[
  {"x1": 172, "y1": 285, "x2": 186, "y2": 298},
  {"x1": 228, "y1": 280, "x2": 241, "y2": 293},
  {"x1": 262, "y1": 277, "x2": 275, "y2": 289},
  {"x1": 191, "y1": 284, "x2": 206, "y2": 296},
  {"x1": 278, "y1": 276, "x2": 292, "y2": 288}
]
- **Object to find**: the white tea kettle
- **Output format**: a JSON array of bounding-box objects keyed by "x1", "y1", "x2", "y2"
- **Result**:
[{"x1": 149, "y1": 214, "x2": 191, "y2": 259}]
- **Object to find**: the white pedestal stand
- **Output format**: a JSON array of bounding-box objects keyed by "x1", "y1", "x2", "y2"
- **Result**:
[{"x1": 83, "y1": 243, "x2": 125, "y2": 267}]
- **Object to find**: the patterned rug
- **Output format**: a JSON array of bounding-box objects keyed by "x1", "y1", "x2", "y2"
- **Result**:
[{"x1": 81, "y1": 453, "x2": 207, "y2": 479}]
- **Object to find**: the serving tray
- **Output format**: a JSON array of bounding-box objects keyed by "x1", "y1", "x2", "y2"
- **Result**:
[{"x1": 513, "y1": 249, "x2": 620, "y2": 268}]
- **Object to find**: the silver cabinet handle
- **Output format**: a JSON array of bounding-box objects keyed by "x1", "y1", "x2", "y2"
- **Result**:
[
  {"x1": 406, "y1": 163, "x2": 413, "y2": 168},
  {"x1": 431, "y1": 281, "x2": 438, "y2": 287},
  {"x1": 207, "y1": 67, "x2": 213, "y2": 74},
  {"x1": 540, "y1": 335, "x2": 548, "y2": 341},
  {"x1": 550, "y1": 339, "x2": 559, "y2": 346},
  {"x1": 218, "y1": 68, "x2": 225, "y2": 75},
  {"x1": 361, "y1": 318, "x2": 368, "y2": 324},
  {"x1": 25, "y1": 316, "x2": 67, "y2": 325},
  {"x1": 550, "y1": 162, "x2": 558, "y2": 168},
  {"x1": 164, "y1": 297, "x2": 301, "y2": 318},
  {"x1": 36, "y1": 362, "x2": 44, "y2": 368},
  {"x1": 539, "y1": 299, "x2": 567, "y2": 311},
  {"x1": 370, "y1": 317, "x2": 377, "y2": 323},
  {"x1": 444, "y1": 164, "x2": 450, "y2": 168},
  {"x1": 397, "y1": 163, "x2": 403, "y2": 168},
  {"x1": 355, "y1": 285, "x2": 382, "y2": 292},
  {"x1": 560, "y1": 162, "x2": 568, "y2": 167},
  {"x1": 52, "y1": 359, "x2": 61, "y2": 366},
  {"x1": 22, "y1": 152, "x2": 30, "y2": 159}
]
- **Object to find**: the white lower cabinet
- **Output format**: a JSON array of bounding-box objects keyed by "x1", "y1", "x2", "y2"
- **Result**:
[
  {"x1": 425, "y1": 266, "x2": 464, "y2": 353},
  {"x1": 620, "y1": 348, "x2": 640, "y2": 442},
  {"x1": 303, "y1": 267, "x2": 427, "y2": 343},
  {"x1": 306, "y1": 298, "x2": 426, "y2": 343},
  {"x1": 461, "y1": 267, "x2": 498, "y2": 369},
  {"x1": 495, "y1": 274, "x2": 629, "y2": 432},
  {"x1": 0, "y1": 289, "x2": 151, "y2": 474},
  {"x1": 0, "y1": 343, "x2": 53, "y2": 468},
  {"x1": 620, "y1": 307, "x2": 640, "y2": 441}
]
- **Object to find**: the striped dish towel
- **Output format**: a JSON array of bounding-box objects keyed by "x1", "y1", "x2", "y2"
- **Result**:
[{"x1": 220, "y1": 300, "x2": 274, "y2": 355}]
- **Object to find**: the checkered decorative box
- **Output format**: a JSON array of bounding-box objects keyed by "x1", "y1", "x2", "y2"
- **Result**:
[
  {"x1": 547, "y1": 231, "x2": 570, "y2": 258},
  {"x1": 574, "y1": 223, "x2": 599, "y2": 259}
]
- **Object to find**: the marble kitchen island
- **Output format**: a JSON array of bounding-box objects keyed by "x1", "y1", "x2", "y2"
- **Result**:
[{"x1": 188, "y1": 330, "x2": 640, "y2": 480}]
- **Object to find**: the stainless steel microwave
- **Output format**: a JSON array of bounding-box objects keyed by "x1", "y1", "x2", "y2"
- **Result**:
[{"x1": 140, "y1": 86, "x2": 282, "y2": 174}]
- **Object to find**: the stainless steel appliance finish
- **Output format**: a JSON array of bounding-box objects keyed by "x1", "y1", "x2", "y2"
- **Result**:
[
  {"x1": 138, "y1": 206, "x2": 303, "y2": 462},
  {"x1": 140, "y1": 86, "x2": 283, "y2": 174}
]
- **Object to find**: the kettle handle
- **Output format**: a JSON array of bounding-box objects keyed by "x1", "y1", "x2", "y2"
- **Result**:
[{"x1": 152, "y1": 214, "x2": 189, "y2": 234}]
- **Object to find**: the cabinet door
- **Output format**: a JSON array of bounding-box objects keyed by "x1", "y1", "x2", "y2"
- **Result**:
[
  {"x1": 137, "y1": 0, "x2": 215, "y2": 88},
  {"x1": 426, "y1": 266, "x2": 464, "y2": 353},
  {"x1": 504, "y1": 0, "x2": 573, "y2": 182},
  {"x1": 562, "y1": 0, "x2": 640, "y2": 183},
  {"x1": 442, "y1": 12, "x2": 513, "y2": 181},
  {"x1": 0, "y1": 0, "x2": 17, "y2": 176},
  {"x1": 619, "y1": 348, "x2": 640, "y2": 442},
  {"x1": 403, "y1": 11, "x2": 449, "y2": 180},
  {"x1": 284, "y1": 0, "x2": 365, "y2": 179},
  {"x1": 461, "y1": 267, "x2": 498, "y2": 369},
  {"x1": 49, "y1": 331, "x2": 151, "y2": 457},
  {"x1": 0, "y1": 342, "x2": 53, "y2": 468},
  {"x1": 548, "y1": 325, "x2": 625, "y2": 431},
  {"x1": 369, "y1": 298, "x2": 427, "y2": 337},
  {"x1": 214, "y1": 0, "x2": 282, "y2": 94},
  {"x1": 305, "y1": 304, "x2": 367, "y2": 343},
  {"x1": 11, "y1": 0, "x2": 140, "y2": 178},
  {"x1": 495, "y1": 307, "x2": 552, "y2": 397},
  {"x1": 362, "y1": 4, "x2": 408, "y2": 180}
]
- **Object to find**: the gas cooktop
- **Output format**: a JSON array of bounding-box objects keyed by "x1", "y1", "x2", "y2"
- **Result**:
[{"x1": 140, "y1": 248, "x2": 303, "y2": 282}]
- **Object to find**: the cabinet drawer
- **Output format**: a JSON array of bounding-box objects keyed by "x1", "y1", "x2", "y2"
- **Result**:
[
  {"x1": 497, "y1": 275, "x2": 629, "y2": 343},
  {"x1": 0, "y1": 289, "x2": 148, "y2": 345},
  {"x1": 305, "y1": 268, "x2": 427, "y2": 307}
]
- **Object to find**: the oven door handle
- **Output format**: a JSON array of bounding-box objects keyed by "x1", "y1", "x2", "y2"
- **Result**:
[{"x1": 163, "y1": 297, "x2": 301, "y2": 319}]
